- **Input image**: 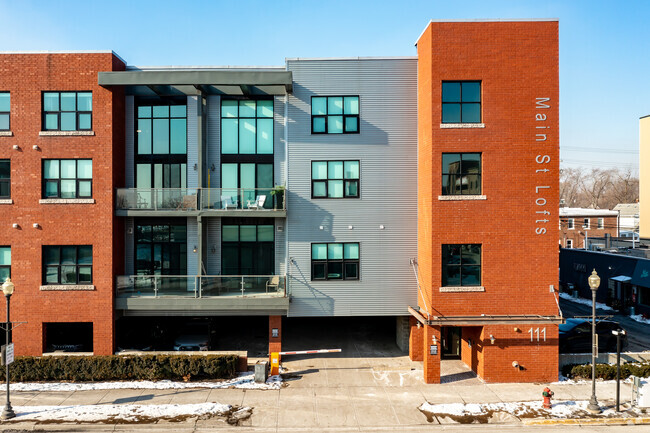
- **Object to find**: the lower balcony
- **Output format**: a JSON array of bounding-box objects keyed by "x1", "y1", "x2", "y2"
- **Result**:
[{"x1": 115, "y1": 275, "x2": 289, "y2": 316}]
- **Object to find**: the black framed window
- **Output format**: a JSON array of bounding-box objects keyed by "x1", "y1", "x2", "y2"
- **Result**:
[
  {"x1": 135, "y1": 223, "x2": 187, "y2": 276},
  {"x1": 311, "y1": 243, "x2": 359, "y2": 280},
  {"x1": 312, "y1": 161, "x2": 359, "y2": 198},
  {"x1": 442, "y1": 82, "x2": 481, "y2": 123},
  {"x1": 583, "y1": 218, "x2": 590, "y2": 229},
  {"x1": 0, "y1": 92, "x2": 9, "y2": 131},
  {"x1": 0, "y1": 160, "x2": 9, "y2": 198},
  {"x1": 43, "y1": 92, "x2": 92, "y2": 131},
  {"x1": 0, "y1": 247, "x2": 10, "y2": 282},
  {"x1": 442, "y1": 244, "x2": 481, "y2": 286},
  {"x1": 221, "y1": 99, "x2": 273, "y2": 154},
  {"x1": 43, "y1": 159, "x2": 92, "y2": 198},
  {"x1": 43, "y1": 246, "x2": 92, "y2": 285},
  {"x1": 442, "y1": 153, "x2": 481, "y2": 195},
  {"x1": 222, "y1": 223, "x2": 274, "y2": 275},
  {"x1": 311, "y1": 96, "x2": 359, "y2": 134}
]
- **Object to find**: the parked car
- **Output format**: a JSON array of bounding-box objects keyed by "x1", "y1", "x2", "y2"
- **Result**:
[
  {"x1": 559, "y1": 318, "x2": 628, "y2": 353},
  {"x1": 173, "y1": 321, "x2": 214, "y2": 351}
]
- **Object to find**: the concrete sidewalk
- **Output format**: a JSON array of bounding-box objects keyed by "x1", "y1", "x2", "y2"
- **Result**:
[{"x1": 0, "y1": 354, "x2": 644, "y2": 430}]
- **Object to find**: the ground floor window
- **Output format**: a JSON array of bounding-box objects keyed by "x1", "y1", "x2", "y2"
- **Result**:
[
  {"x1": 639, "y1": 286, "x2": 650, "y2": 307},
  {"x1": 44, "y1": 322, "x2": 93, "y2": 353}
]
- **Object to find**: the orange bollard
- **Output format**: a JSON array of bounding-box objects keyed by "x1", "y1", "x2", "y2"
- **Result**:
[
  {"x1": 542, "y1": 387, "x2": 554, "y2": 409},
  {"x1": 270, "y1": 352, "x2": 280, "y2": 376}
]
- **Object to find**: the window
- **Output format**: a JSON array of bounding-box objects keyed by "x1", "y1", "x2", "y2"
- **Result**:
[
  {"x1": 311, "y1": 96, "x2": 359, "y2": 134},
  {"x1": 0, "y1": 160, "x2": 9, "y2": 198},
  {"x1": 583, "y1": 218, "x2": 590, "y2": 229},
  {"x1": 0, "y1": 247, "x2": 9, "y2": 281},
  {"x1": 311, "y1": 243, "x2": 359, "y2": 280},
  {"x1": 598, "y1": 218, "x2": 604, "y2": 229},
  {"x1": 442, "y1": 153, "x2": 481, "y2": 195},
  {"x1": 312, "y1": 161, "x2": 359, "y2": 198},
  {"x1": 43, "y1": 160, "x2": 92, "y2": 198},
  {"x1": 567, "y1": 218, "x2": 574, "y2": 230},
  {"x1": 221, "y1": 99, "x2": 273, "y2": 154},
  {"x1": 0, "y1": 93, "x2": 9, "y2": 131},
  {"x1": 442, "y1": 81, "x2": 481, "y2": 123},
  {"x1": 222, "y1": 223, "x2": 274, "y2": 275},
  {"x1": 566, "y1": 239, "x2": 573, "y2": 248},
  {"x1": 136, "y1": 223, "x2": 187, "y2": 276},
  {"x1": 43, "y1": 92, "x2": 92, "y2": 131},
  {"x1": 43, "y1": 246, "x2": 92, "y2": 285},
  {"x1": 442, "y1": 244, "x2": 481, "y2": 286}
]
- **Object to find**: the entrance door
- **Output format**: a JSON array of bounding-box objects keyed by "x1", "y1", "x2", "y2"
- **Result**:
[{"x1": 442, "y1": 327, "x2": 461, "y2": 359}]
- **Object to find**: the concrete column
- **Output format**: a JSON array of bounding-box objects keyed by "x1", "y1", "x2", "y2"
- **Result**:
[
  {"x1": 395, "y1": 316, "x2": 410, "y2": 352},
  {"x1": 269, "y1": 315, "x2": 282, "y2": 360},
  {"x1": 408, "y1": 317, "x2": 423, "y2": 361},
  {"x1": 423, "y1": 325, "x2": 441, "y2": 384}
]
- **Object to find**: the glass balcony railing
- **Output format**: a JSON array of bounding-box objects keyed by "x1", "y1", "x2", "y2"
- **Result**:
[
  {"x1": 116, "y1": 275, "x2": 287, "y2": 298},
  {"x1": 115, "y1": 188, "x2": 286, "y2": 212}
]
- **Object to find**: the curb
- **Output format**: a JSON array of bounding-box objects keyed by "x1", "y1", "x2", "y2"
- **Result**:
[{"x1": 523, "y1": 416, "x2": 650, "y2": 426}]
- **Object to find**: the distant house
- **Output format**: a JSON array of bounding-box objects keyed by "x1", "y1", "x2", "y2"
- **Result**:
[
  {"x1": 613, "y1": 203, "x2": 639, "y2": 236},
  {"x1": 559, "y1": 207, "x2": 619, "y2": 249}
]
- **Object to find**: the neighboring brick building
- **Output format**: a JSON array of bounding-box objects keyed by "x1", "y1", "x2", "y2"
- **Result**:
[
  {"x1": 0, "y1": 52, "x2": 125, "y2": 355},
  {"x1": 559, "y1": 207, "x2": 619, "y2": 249},
  {"x1": 411, "y1": 20, "x2": 562, "y2": 383}
]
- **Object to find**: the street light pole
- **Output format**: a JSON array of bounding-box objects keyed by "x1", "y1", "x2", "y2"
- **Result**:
[
  {"x1": 1, "y1": 278, "x2": 15, "y2": 420},
  {"x1": 587, "y1": 269, "x2": 601, "y2": 414}
]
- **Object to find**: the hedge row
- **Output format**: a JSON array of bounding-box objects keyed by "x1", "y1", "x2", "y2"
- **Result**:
[
  {"x1": 0, "y1": 355, "x2": 238, "y2": 382},
  {"x1": 562, "y1": 362, "x2": 650, "y2": 380}
]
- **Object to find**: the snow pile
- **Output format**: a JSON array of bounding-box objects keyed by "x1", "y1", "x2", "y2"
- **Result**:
[
  {"x1": 630, "y1": 314, "x2": 650, "y2": 325},
  {"x1": 419, "y1": 400, "x2": 616, "y2": 419},
  {"x1": 10, "y1": 402, "x2": 234, "y2": 423},
  {"x1": 11, "y1": 372, "x2": 282, "y2": 392},
  {"x1": 559, "y1": 292, "x2": 614, "y2": 311}
]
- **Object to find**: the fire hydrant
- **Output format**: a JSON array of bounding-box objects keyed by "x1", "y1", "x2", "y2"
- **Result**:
[{"x1": 542, "y1": 387, "x2": 554, "y2": 409}]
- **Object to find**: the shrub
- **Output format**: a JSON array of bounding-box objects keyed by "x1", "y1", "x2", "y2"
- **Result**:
[
  {"x1": 563, "y1": 362, "x2": 650, "y2": 380},
  {"x1": 0, "y1": 354, "x2": 238, "y2": 382}
]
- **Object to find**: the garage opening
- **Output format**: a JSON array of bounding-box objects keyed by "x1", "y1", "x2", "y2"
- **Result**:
[{"x1": 44, "y1": 322, "x2": 93, "y2": 353}]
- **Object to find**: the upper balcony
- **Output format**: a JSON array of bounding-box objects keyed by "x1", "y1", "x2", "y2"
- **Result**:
[{"x1": 115, "y1": 187, "x2": 286, "y2": 217}]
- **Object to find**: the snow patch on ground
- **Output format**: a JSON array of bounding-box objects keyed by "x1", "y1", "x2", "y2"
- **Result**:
[
  {"x1": 11, "y1": 372, "x2": 282, "y2": 392},
  {"x1": 559, "y1": 292, "x2": 614, "y2": 311},
  {"x1": 419, "y1": 400, "x2": 617, "y2": 419},
  {"x1": 630, "y1": 314, "x2": 650, "y2": 325},
  {"x1": 9, "y1": 402, "x2": 234, "y2": 423}
]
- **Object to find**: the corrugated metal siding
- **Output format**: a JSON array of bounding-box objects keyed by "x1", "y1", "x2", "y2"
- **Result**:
[
  {"x1": 206, "y1": 218, "x2": 221, "y2": 274},
  {"x1": 275, "y1": 221, "x2": 286, "y2": 276},
  {"x1": 206, "y1": 95, "x2": 221, "y2": 190},
  {"x1": 187, "y1": 217, "x2": 198, "y2": 275},
  {"x1": 274, "y1": 95, "x2": 286, "y2": 186},
  {"x1": 125, "y1": 217, "x2": 134, "y2": 275},
  {"x1": 286, "y1": 59, "x2": 418, "y2": 317},
  {"x1": 187, "y1": 96, "x2": 199, "y2": 188},
  {"x1": 125, "y1": 96, "x2": 134, "y2": 187}
]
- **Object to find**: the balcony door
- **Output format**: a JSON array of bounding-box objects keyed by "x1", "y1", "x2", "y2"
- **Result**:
[
  {"x1": 221, "y1": 163, "x2": 273, "y2": 209},
  {"x1": 135, "y1": 223, "x2": 187, "y2": 276},
  {"x1": 221, "y1": 220, "x2": 274, "y2": 275}
]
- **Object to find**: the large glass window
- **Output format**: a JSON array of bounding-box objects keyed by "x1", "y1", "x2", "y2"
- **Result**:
[
  {"x1": 43, "y1": 246, "x2": 92, "y2": 285},
  {"x1": 136, "y1": 103, "x2": 187, "y2": 190},
  {"x1": 135, "y1": 223, "x2": 187, "y2": 275},
  {"x1": 0, "y1": 160, "x2": 9, "y2": 198},
  {"x1": 222, "y1": 223, "x2": 274, "y2": 275},
  {"x1": 311, "y1": 96, "x2": 359, "y2": 134},
  {"x1": 311, "y1": 242, "x2": 359, "y2": 280},
  {"x1": 442, "y1": 244, "x2": 481, "y2": 286},
  {"x1": 0, "y1": 247, "x2": 9, "y2": 282},
  {"x1": 442, "y1": 82, "x2": 481, "y2": 123},
  {"x1": 221, "y1": 99, "x2": 273, "y2": 154},
  {"x1": 43, "y1": 159, "x2": 92, "y2": 198},
  {"x1": 312, "y1": 161, "x2": 359, "y2": 198},
  {"x1": 441, "y1": 153, "x2": 481, "y2": 195},
  {"x1": 221, "y1": 163, "x2": 273, "y2": 209},
  {"x1": 42, "y1": 92, "x2": 92, "y2": 131},
  {"x1": 0, "y1": 93, "x2": 9, "y2": 130}
]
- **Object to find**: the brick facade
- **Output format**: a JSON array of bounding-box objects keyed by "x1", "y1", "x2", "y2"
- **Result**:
[
  {"x1": 0, "y1": 53, "x2": 124, "y2": 355},
  {"x1": 559, "y1": 210, "x2": 619, "y2": 249},
  {"x1": 414, "y1": 21, "x2": 560, "y2": 383}
]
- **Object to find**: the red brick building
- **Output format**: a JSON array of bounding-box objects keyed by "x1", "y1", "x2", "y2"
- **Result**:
[
  {"x1": 0, "y1": 52, "x2": 125, "y2": 355},
  {"x1": 559, "y1": 207, "x2": 619, "y2": 249},
  {"x1": 411, "y1": 20, "x2": 562, "y2": 383}
]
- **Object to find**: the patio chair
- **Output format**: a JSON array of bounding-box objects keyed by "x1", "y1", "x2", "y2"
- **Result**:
[
  {"x1": 266, "y1": 276, "x2": 280, "y2": 293},
  {"x1": 221, "y1": 195, "x2": 237, "y2": 210},
  {"x1": 247, "y1": 195, "x2": 266, "y2": 210}
]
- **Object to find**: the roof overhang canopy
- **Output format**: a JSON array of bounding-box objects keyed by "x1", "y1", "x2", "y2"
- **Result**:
[
  {"x1": 98, "y1": 70, "x2": 293, "y2": 96},
  {"x1": 408, "y1": 306, "x2": 565, "y2": 326}
]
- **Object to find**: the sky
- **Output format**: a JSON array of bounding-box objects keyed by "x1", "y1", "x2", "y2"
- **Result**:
[{"x1": 0, "y1": 0, "x2": 647, "y2": 173}]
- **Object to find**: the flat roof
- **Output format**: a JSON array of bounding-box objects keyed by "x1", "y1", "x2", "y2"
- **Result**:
[
  {"x1": 560, "y1": 207, "x2": 619, "y2": 217},
  {"x1": 285, "y1": 56, "x2": 417, "y2": 61}
]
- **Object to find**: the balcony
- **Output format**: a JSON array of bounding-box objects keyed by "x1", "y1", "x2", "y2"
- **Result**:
[
  {"x1": 115, "y1": 275, "x2": 290, "y2": 316},
  {"x1": 115, "y1": 188, "x2": 286, "y2": 217}
]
